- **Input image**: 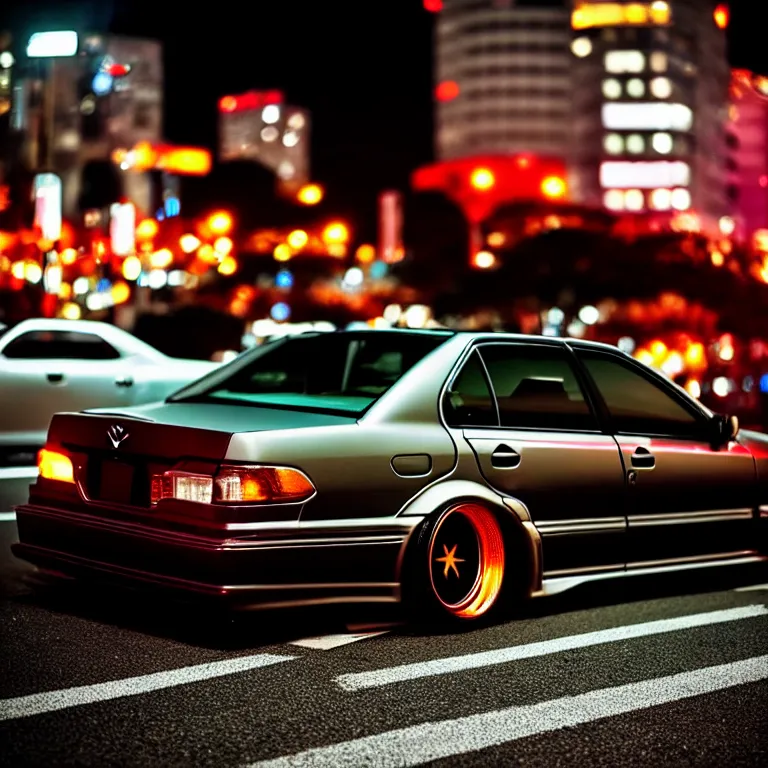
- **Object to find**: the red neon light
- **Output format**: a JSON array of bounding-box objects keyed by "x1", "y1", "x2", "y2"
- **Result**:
[
  {"x1": 424, "y1": 0, "x2": 443, "y2": 11},
  {"x1": 218, "y1": 90, "x2": 285, "y2": 114},
  {"x1": 105, "y1": 63, "x2": 130, "y2": 77},
  {"x1": 435, "y1": 80, "x2": 460, "y2": 102},
  {"x1": 412, "y1": 154, "x2": 569, "y2": 223}
]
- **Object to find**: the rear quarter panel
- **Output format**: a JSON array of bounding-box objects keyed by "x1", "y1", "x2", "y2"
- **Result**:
[{"x1": 226, "y1": 422, "x2": 458, "y2": 521}]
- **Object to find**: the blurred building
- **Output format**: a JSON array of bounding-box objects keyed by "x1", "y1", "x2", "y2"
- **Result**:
[
  {"x1": 428, "y1": 1, "x2": 732, "y2": 228},
  {"x1": 727, "y1": 69, "x2": 768, "y2": 237},
  {"x1": 570, "y1": 0, "x2": 731, "y2": 225},
  {"x1": 432, "y1": 0, "x2": 573, "y2": 161},
  {"x1": 11, "y1": 33, "x2": 163, "y2": 218},
  {"x1": 218, "y1": 91, "x2": 310, "y2": 194}
]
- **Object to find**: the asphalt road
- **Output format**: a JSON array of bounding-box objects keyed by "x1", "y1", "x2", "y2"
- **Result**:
[{"x1": 1, "y1": 475, "x2": 768, "y2": 767}]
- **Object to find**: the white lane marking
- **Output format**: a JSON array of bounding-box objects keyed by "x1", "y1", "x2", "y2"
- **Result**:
[
  {"x1": 289, "y1": 632, "x2": 388, "y2": 650},
  {"x1": 0, "y1": 466, "x2": 37, "y2": 481},
  {"x1": 250, "y1": 655, "x2": 768, "y2": 768},
  {"x1": 336, "y1": 605, "x2": 767, "y2": 691},
  {"x1": 735, "y1": 584, "x2": 768, "y2": 592},
  {"x1": 0, "y1": 653, "x2": 295, "y2": 722},
  {"x1": 0, "y1": 511, "x2": 16, "y2": 522}
]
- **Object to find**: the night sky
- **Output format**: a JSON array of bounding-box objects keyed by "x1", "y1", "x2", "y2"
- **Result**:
[{"x1": 3, "y1": 0, "x2": 767, "y2": 237}]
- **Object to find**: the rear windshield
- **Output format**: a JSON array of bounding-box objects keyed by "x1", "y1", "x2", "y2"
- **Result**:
[{"x1": 169, "y1": 331, "x2": 451, "y2": 415}]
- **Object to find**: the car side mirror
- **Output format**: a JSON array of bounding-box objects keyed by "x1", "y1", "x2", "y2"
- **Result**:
[{"x1": 711, "y1": 413, "x2": 739, "y2": 447}]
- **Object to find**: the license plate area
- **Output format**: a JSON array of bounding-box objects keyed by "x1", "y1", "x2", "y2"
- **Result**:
[{"x1": 98, "y1": 459, "x2": 134, "y2": 504}]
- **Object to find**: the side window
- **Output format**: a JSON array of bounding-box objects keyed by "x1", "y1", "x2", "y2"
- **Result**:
[
  {"x1": 577, "y1": 350, "x2": 701, "y2": 437},
  {"x1": 478, "y1": 344, "x2": 597, "y2": 431},
  {"x1": 443, "y1": 351, "x2": 497, "y2": 427},
  {"x1": 2, "y1": 331, "x2": 121, "y2": 360}
]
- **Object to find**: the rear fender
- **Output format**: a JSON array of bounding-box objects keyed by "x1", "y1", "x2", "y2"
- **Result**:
[{"x1": 395, "y1": 479, "x2": 542, "y2": 597}]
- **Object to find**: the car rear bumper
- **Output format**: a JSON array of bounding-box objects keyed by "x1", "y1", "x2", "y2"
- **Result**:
[{"x1": 13, "y1": 504, "x2": 423, "y2": 610}]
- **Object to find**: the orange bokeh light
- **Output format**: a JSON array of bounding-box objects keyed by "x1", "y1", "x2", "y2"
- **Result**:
[
  {"x1": 470, "y1": 167, "x2": 495, "y2": 191},
  {"x1": 207, "y1": 211, "x2": 233, "y2": 236},
  {"x1": 355, "y1": 244, "x2": 376, "y2": 263},
  {"x1": 218, "y1": 256, "x2": 238, "y2": 275},
  {"x1": 156, "y1": 147, "x2": 212, "y2": 176},
  {"x1": 541, "y1": 176, "x2": 567, "y2": 199},
  {"x1": 322, "y1": 222, "x2": 350, "y2": 245},
  {"x1": 297, "y1": 183, "x2": 324, "y2": 205},
  {"x1": 136, "y1": 218, "x2": 158, "y2": 241},
  {"x1": 714, "y1": 3, "x2": 729, "y2": 29},
  {"x1": 472, "y1": 250, "x2": 496, "y2": 269},
  {"x1": 214, "y1": 236, "x2": 233, "y2": 255}
]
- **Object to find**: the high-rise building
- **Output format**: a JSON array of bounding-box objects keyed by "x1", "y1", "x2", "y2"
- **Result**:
[
  {"x1": 727, "y1": 69, "x2": 768, "y2": 237},
  {"x1": 13, "y1": 33, "x2": 163, "y2": 218},
  {"x1": 218, "y1": 90, "x2": 310, "y2": 194},
  {"x1": 433, "y1": 0, "x2": 573, "y2": 162},
  {"x1": 570, "y1": 1, "x2": 731, "y2": 225}
]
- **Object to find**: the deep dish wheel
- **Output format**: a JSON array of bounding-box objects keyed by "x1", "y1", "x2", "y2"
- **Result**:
[{"x1": 425, "y1": 503, "x2": 505, "y2": 620}]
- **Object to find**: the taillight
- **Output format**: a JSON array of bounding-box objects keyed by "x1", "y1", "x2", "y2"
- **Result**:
[
  {"x1": 150, "y1": 465, "x2": 315, "y2": 505},
  {"x1": 38, "y1": 448, "x2": 75, "y2": 484}
]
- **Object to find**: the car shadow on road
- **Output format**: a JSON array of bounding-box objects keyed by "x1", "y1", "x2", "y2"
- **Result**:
[
  {"x1": 8, "y1": 572, "x2": 406, "y2": 650},
  {"x1": 409, "y1": 562, "x2": 768, "y2": 638},
  {"x1": 7, "y1": 561, "x2": 768, "y2": 649}
]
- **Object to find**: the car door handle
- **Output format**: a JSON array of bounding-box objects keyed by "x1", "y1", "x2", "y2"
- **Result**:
[
  {"x1": 46, "y1": 372, "x2": 64, "y2": 384},
  {"x1": 631, "y1": 448, "x2": 655, "y2": 469},
  {"x1": 115, "y1": 376, "x2": 134, "y2": 387},
  {"x1": 491, "y1": 445, "x2": 521, "y2": 469}
]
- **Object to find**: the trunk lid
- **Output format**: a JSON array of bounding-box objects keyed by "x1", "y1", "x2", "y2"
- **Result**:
[{"x1": 45, "y1": 402, "x2": 356, "y2": 508}]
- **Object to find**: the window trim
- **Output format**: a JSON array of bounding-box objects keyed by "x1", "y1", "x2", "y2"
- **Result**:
[
  {"x1": 570, "y1": 344, "x2": 712, "y2": 441},
  {"x1": 0, "y1": 330, "x2": 122, "y2": 361},
  {"x1": 442, "y1": 347, "x2": 500, "y2": 429},
  {"x1": 441, "y1": 339, "x2": 604, "y2": 434}
]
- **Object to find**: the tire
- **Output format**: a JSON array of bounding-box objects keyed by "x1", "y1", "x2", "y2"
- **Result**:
[{"x1": 408, "y1": 502, "x2": 506, "y2": 623}]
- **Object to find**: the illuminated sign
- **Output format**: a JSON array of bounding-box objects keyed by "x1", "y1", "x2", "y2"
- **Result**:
[
  {"x1": 605, "y1": 50, "x2": 646, "y2": 74},
  {"x1": 27, "y1": 31, "x2": 78, "y2": 58},
  {"x1": 378, "y1": 191, "x2": 404, "y2": 264},
  {"x1": 572, "y1": 2, "x2": 671, "y2": 30},
  {"x1": 600, "y1": 161, "x2": 691, "y2": 189},
  {"x1": 110, "y1": 203, "x2": 136, "y2": 256},
  {"x1": 33, "y1": 173, "x2": 62, "y2": 242},
  {"x1": 412, "y1": 154, "x2": 570, "y2": 224},
  {"x1": 156, "y1": 147, "x2": 211, "y2": 176},
  {"x1": 602, "y1": 102, "x2": 693, "y2": 131},
  {"x1": 218, "y1": 90, "x2": 285, "y2": 114},
  {"x1": 112, "y1": 143, "x2": 211, "y2": 176}
]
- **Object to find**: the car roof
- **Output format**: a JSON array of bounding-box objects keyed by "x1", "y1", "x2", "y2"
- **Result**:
[
  {"x1": 332, "y1": 328, "x2": 620, "y2": 350},
  {"x1": 11, "y1": 318, "x2": 119, "y2": 332},
  {"x1": 5, "y1": 318, "x2": 167, "y2": 359},
  {"x1": 282, "y1": 328, "x2": 624, "y2": 355}
]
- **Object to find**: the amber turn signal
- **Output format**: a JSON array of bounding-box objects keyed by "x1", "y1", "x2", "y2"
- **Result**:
[
  {"x1": 214, "y1": 465, "x2": 315, "y2": 504},
  {"x1": 38, "y1": 449, "x2": 75, "y2": 484}
]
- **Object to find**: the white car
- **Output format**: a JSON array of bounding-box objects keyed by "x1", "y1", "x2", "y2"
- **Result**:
[{"x1": 0, "y1": 318, "x2": 219, "y2": 461}]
